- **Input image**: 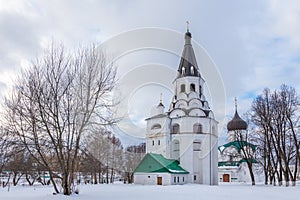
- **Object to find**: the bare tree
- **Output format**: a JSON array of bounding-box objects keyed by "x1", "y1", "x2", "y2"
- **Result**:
[
  {"x1": 123, "y1": 143, "x2": 145, "y2": 183},
  {"x1": 4, "y1": 148, "x2": 27, "y2": 186},
  {"x1": 251, "y1": 85, "x2": 300, "y2": 187},
  {"x1": 234, "y1": 127, "x2": 257, "y2": 185},
  {"x1": 0, "y1": 128, "x2": 13, "y2": 179},
  {"x1": 3, "y1": 43, "x2": 117, "y2": 195},
  {"x1": 0, "y1": 127, "x2": 20, "y2": 187},
  {"x1": 84, "y1": 129, "x2": 123, "y2": 184}
]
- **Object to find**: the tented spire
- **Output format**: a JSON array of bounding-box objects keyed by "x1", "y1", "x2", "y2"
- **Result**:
[{"x1": 177, "y1": 23, "x2": 201, "y2": 78}]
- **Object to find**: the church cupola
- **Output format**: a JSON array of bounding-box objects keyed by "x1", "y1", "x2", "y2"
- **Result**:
[
  {"x1": 177, "y1": 21, "x2": 201, "y2": 78},
  {"x1": 227, "y1": 98, "x2": 248, "y2": 131},
  {"x1": 151, "y1": 93, "x2": 165, "y2": 116}
]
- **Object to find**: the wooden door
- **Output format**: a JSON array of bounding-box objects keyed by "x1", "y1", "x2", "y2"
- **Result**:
[
  {"x1": 157, "y1": 177, "x2": 162, "y2": 185},
  {"x1": 223, "y1": 174, "x2": 230, "y2": 182}
]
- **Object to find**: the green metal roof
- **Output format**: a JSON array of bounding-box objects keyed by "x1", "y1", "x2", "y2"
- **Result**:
[
  {"x1": 218, "y1": 158, "x2": 258, "y2": 167},
  {"x1": 218, "y1": 161, "x2": 240, "y2": 167},
  {"x1": 134, "y1": 153, "x2": 189, "y2": 174},
  {"x1": 240, "y1": 158, "x2": 258, "y2": 163},
  {"x1": 218, "y1": 141, "x2": 256, "y2": 153}
]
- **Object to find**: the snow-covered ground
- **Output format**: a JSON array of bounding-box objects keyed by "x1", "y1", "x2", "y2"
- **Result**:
[{"x1": 0, "y1": 182, "x2": 299, "y2": 200}]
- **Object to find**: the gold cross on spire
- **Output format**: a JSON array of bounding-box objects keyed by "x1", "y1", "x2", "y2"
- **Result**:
[
  {"x1": 186, "y1": 20, "x2": 190, "y2": 32},
  {"x1": 235, "y1": 97, "x2": 237, "y2": 111}
]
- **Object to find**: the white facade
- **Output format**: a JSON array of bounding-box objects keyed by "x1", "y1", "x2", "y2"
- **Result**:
[
  {"x1": 143, "y1": 29, "x2": 219, "y2": 185},
  {"x1": 218, "y1": 163, "x2": 251, "y2": 183},
  {"x1": 218, "y1": 107, "x2": 258, "y2": 183},
  {"x1": 134, "y1": 173, "x2": 188, "y2": 185}
]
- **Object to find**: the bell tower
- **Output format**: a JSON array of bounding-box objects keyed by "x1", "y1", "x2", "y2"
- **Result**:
[
  {"x1": 144, "y1": 24, "x2": 218, "y2": 185},
  {"x1": 167, "y1": 24, "x2": 219, "y2": 185}
]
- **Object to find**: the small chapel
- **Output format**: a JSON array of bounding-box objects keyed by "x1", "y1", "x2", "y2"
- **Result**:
[
  {"x1": 134, "y1": 26, "x2": 219, "y2": 185},
  {"x1": 218, "y1": 99, "x2": 257, "y2": 182}
]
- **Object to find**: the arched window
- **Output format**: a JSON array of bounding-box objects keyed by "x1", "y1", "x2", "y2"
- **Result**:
[
  {"x1": 190, "y1": 84, "x2": 195, "y2": 92},
  {"x1": 193, "y1": 140, "x2": 201, "y2": 151},
  {"x1": 172, "y1": 140, "x2": 180, "y2": 160},
  {"x1": 193, "y1": 123, "x2": 202, "y2": 134},
  {"x1": 182, "y1": 67, "x2": 185, "y2": 75},
  {"x1": 191, "y1": 66, "x2": 194, "y2": 75},
  {"x1": 158, "y1": 140, "x2": 160, "y2": 145},
  {"x1": 180, "y1": 84, "x2": 185, "y2": 93},
  {"x1": 171, "y1": 124, "x2": 180, "y2": 134},
  {"x1": 151, "y1": 124, "x2": 161, "y2": 129},
  {"x1": 152, "y1": 140, "x2": 154, "y2": 146}
]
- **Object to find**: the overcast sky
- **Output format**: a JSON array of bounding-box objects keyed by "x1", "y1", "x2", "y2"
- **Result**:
[{"x1": 1, "y1": 0, "x2": 300, "y2": 145}]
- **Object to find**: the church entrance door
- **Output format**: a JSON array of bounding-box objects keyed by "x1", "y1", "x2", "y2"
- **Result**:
[
  {"x1": 223, "y1": 174, "x2": 230, "y2": 182},
  {"x1": 157, "y1": 177, "x2": 162, "y2": 185}
]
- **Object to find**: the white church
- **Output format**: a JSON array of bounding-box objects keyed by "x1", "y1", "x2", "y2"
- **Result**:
[
  {"x1": 134, "y1": 27, "x2": 219, "y2": 185},
  {"x1": 218, "y1": 99, "x2": 257, "y2": 183}
]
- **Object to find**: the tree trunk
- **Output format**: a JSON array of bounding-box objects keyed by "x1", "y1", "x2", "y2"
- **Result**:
[
  {"x1": 248, "y1": 163, "x2": 255, "y2": 186},
  {"x1": 62, "y1": 173, "x2": 71, "y2": 195},
  {"x1": 93, "y1": 172, "x2": 97, "y2": 184},
  {"x1": 49, "y1": 171, "x2": 59, "y2": 194},
  {"x1": 264, "y1": 170, "x2": 268, "y2": 185},
  {"x1": 110, "y1": 167, "x2": 114, "y2": 183},
  {"x1": 12, "y1": 172, "x2": 23, "y2": 186},
  {"x1": 284, "y1": 170, "x2": 289, "y2": 187},
  {"x1": 278, "y1": 169, "x2": 283, "y2": 186},
  {"x1": 106, "y1": 166, "x2": 109, "y2": 184},
  {"x1": 25, "y1": 173, "x2": 34, "y2": 186}
]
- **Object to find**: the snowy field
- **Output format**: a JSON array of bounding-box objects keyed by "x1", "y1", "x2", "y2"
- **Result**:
[{"x1": 0, "y1": 182, "x2": 299, "y2": 200}]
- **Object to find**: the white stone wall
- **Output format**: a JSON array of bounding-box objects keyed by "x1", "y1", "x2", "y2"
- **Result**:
[
  {"x1": 134, "y1": 173, "x2": 188, "y2": 185},
  {"x1": 218, "y1": 164, "x2": 253, "y2": 183},
  {"x1": 146, "y1": 116, "x2": 171, "y2": 158},
  {"x1": 174, "y1": 76, "x2": 204, "y2": 96},
  {"x1": 143, "y1": 69, "x2": 219, "y2": 185}
]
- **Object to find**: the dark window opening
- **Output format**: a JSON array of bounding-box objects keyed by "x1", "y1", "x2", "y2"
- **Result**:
[
  {"x1": 177, "y1": 177, "x2": 179, "y2": 182},
  {"x1": 190, "y1": 84, "x2": 195, "y2": 92},
  {"x1": 181, "y1": 84, "x2": 185, "y2": 93},
  {"x1": 171, "y1": 124, "x2": 180, "y2": 134},
  {"x1": 158, "y1": 140, "x2": 160, "y2": 145},
  {"x1": 193, "y1": 123, "x2": 202, "y2": 134},
  {"x1": 152, "y1": 140, "x2": 154, "y2": 146},
  {"x1": 174, "y1": 177, "x2": 176, "y2": 183},
  {"x1": 194, "y1": 175, "x2": 197, "y2": 181},
  {"x1": 193, "y1": 140, "x2": 201, "y2": 151}
]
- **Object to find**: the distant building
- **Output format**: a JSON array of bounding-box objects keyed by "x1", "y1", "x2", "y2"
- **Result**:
[
  {"x1": 218, "y1": 100, "x2": 257, "y2": 183},
  {"x1": 134, "y1": 27, "x2": 218, "y2": 185}
]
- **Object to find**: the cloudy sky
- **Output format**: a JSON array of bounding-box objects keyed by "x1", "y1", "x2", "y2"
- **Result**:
[{"x1": 1, "y1": 0, "x2": 300, "y2": 145}]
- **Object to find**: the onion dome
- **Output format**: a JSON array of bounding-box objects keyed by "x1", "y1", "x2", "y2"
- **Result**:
[{"x1": 227, "y1": 98, "x2": 248, "y2": 131}]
